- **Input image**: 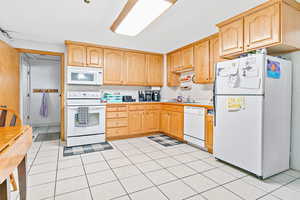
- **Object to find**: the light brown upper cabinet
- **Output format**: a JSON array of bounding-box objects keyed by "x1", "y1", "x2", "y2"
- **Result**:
[
  {"x1": 218, "y1": 18, "x2": 244, "y2": 57},
  {"x1": 167, "y1": 54, "x2": 180, "y2": 87},
  {"x1": 182, "y1": 46, "x2": 194, "y2": 67},
  {"x1": 209, "y1": 35, "x2": 227, "y2": 82},
  {"x1": 66, "y1": 41, "x2": 164, "y2": 86},
  {"x1": 103, "y1": 49, "x2": 124, "y2": 85},
  {"x1": 194, "y1": 40, "x2": 210, "y2": 84},
  {"x1": 217, "y1": 0, "x2": 300, "y2": 57},
  {"x1": 123, "y1": 52, "x2": 146, "y2": 85},
  {"x1": 244, "y1": 3, "x2": 280, "y2": 51},
  {"x1": 86, "y1": 47, "x2": 103, "y2": 67},
  {"x1": 146, "y1": 55, "x2": 163, "y2": 86},
  {"x1": 170, "y1": 51, "x2": 183, "y2": 70},
  {"x1": 67, "y1": 44, "x2": 86, "y2": 66}
]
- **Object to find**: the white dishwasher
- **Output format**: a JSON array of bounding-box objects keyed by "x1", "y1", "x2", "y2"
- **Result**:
[{"x1": 184, "y1": 106, "x2": 206, "y2": 149}]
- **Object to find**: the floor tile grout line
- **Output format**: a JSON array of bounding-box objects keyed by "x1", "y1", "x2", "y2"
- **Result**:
[
  {"x1": 100, "y1": 150, "x2": 134, "y2": 200},
  {"x1": 113, "y1": 140, "x2": 172, "y2": 200},
  {"x1": 255, "y1": 176, "x2": 300, "y2": 200},
  {"x1": 79, "y1": 154, "x2": 94, "y2": 200},
  {"x1": 53, "y1": 140, "x2": 62, "y2": 200},
  {"x1": 30, "y1": 137, "x2": 241, "y2": 199},
  {"x1": 27, "y1": 136, "x2": 300, "y2": 200},
  {"x1": 118, "y1": 137, "x2": 252, "y2": 200}
]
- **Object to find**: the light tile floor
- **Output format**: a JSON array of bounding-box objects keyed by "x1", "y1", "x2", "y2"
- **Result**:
[{"x1": 10, "y1": 135, "x2": 300, "y2": 200}]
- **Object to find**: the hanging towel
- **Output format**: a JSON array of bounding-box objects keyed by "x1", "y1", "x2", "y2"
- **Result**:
[
  {"x1": 40, "y1": 92, "x2": 49, "y2": 118},
  {"x1": 77, "y1": 107, "x2": 89, "y2": 127}
]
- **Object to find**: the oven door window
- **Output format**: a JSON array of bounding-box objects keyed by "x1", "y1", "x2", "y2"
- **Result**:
[
  {"x1": 67, "y1": 106, "x2": 105, "y2": 136},
  {"x1": 71, "y1": 72, "x2": 94, "y2": 82},
  {"x1": 75, "y1": 112, "x2": 99, "y2": 127}
]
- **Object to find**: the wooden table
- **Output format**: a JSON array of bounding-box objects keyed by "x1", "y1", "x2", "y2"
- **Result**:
[{"x1": 0, "y1": 126, "x2": 32, "y2": 200}]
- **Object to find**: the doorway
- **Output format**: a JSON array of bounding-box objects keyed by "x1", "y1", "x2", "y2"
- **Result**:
[{"x1": 18, "y1": 49, "x2": 65, "y2": 141}]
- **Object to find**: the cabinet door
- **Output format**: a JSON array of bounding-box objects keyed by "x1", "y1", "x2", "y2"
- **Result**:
[
  {"x1": 205, "y1": 115, "x2": 214, "y2": 153},
  {"x1": 167, "y1": 55, "x2": 180, "y2": 87},
  {"x1": 182, "y1": 47, "x2": 194, "y2": 67},
  {"x1": 67, "y1": 45, "x2": 86, "y2": 66},
  {"x1": 209, "y1": 36, "x2": 227, "y2": 83},
  {"x1": 169, "y1": 112, "x2": 183, "y2": 140},
  {"x1": 244, "y1": 3, "x2": 280, "y2": 51},
  {"x1": 124, "y1": 52, "x2": 146, "y2": 85},
  {"x1": 103, "y1": 49, "x2": 124, "y2": 85},
  {"x1": 170, "y1": 51, "x2": 182, "y2": 70},
  {"x1": 86, "y1": 47, "x2": 103, "y2": 67},
  {"x1": 160, "y1": 111, "x2": 170, "y2": 133},
  {"x1": 146, "y1": 55, "x2": 163, "y2": 86},
  {"x1": 219, "y1": 18, "x2": 244, "y2": 56},
  {"x1": 143, "y1": 110, "x2": 160, "y2": 132},
  {"x1": 128, "y1": 111, "x2": 143, "y2": 134},
  {"x1": 194, "y1": 40, "x2": 210, "y2": 84}
]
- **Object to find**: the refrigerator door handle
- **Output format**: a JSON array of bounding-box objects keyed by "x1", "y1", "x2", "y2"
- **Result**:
[{"x1": 213, "y1": 63, "x2": 217, "y2": 127}]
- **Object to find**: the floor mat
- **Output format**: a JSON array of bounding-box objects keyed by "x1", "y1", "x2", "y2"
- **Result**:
[
  {"x1": 63, "y1": 142, "x2": 113, "y2": 156},
  {"x1": 148, "y1": 134, "x2": 183, "y2": 147},
  {"x1": 35, "y1": 132, "x2": 60, "y2": 142}
]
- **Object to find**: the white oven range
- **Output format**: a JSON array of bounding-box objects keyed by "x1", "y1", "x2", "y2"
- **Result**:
[{"x1": 66, "y1": 91, "x2": 105, "y2": 147}]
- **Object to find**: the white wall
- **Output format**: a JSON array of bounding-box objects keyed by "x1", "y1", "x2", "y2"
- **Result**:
[
  {"x1": 10, "y1": 39, "x2": 64, "y2": 53},
  {"x1": 29, "y1": 59, "x2": 61, "y2": 126},
  {"x1": 282, "y1": 51, "x2": 300, "y2": 170}
]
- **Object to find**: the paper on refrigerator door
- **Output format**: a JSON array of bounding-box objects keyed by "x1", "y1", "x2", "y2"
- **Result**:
[
  {"x1": 240, "y1": 77, "x2": 261, "y2": 89},
  {"x1": 227, "y1": 97, "x2": 245, "y2": 111}
]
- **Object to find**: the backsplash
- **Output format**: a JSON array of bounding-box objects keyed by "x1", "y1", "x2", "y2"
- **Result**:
[
  {"x1": 160, "y1": 71, "x2": 213, "y2": 102},
  {"x1": 161, "y1": 84, "x2": 213, "y2": 102},
  {"x1": 67, "y1": 85, "x2": 151, "y2": 101}
]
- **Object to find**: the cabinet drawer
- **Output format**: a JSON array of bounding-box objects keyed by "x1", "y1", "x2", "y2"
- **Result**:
[
  {"x1": 106, "y1": 106, "x2": 128, "y2": 112},
  {"x1": 128, "y1": 105, "x2": 144, "y2": 111},
  {"x1": 106, "y1": 118, "x2": 128, "y2": 128},
  {"x1": 106, "y1": 112, "x2": 128, "y2": 119},
  {"x1": 106, "y1": 127, "x2": 128, "y2": 137},
  {"x1": 151, "y1": 105, "x2": 161, "y2": 110},
  {"x1": 163, "y1": 105, "x2": 183, "y2": 112}
]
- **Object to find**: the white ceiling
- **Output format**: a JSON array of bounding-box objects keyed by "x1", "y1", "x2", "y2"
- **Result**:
[{"x1": 0, "y1": 0, "x2": 267, "y2": 53}]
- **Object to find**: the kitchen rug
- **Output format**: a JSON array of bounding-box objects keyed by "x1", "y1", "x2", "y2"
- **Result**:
[
  {"x1": 63, "y1": 142, "x2": 113, "y2": 156},
  {"x1": 148, "y1": 134, "x2": 183, "y2": 147}
]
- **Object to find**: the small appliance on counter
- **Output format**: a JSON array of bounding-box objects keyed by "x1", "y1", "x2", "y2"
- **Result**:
[
  {"x1": 102, "y1": 93, "x2": 122, "y2": 103},
  {"x1": 152, "y1": 90, "x2": 161, "y2": 102},
  {"x1": 145, "y1": 90, "x2": 152, "y2": 102},
  {"x1": 138, "y1": 90, "x2": 161, "y2": 102},
  {"x1": 122, "y1": 96, "x2": 136, "y2": 102},
  {"x1": 138, "y1": 91, "x2": 145, "y2": 102}
]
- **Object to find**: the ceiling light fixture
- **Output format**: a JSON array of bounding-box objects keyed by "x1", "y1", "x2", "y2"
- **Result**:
[{"x1": 111, "y1": 0, "x2": 176, "y2": 36}]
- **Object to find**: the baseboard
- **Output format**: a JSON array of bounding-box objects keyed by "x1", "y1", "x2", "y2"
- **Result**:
[{"x1": 106, "y1": 132, "x2": 158, "y2": 141}]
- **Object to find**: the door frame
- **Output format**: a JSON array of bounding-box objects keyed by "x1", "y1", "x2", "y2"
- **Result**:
[{"x1": 16, "y1": 48, "x2": 66, "y2": 141}]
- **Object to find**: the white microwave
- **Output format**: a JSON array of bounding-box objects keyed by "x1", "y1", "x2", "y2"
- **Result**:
[{"x1": 67, "y1": 66, "x2": 103, "y2": 85}]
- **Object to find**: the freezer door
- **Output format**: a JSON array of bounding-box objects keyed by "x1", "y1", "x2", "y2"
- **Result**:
[
  {"x1": 216, "y1": 54, "x2": 265, "y2": 95},
  {"x1": 214, "y1": 95, "x2": 263, "y2": 176}
]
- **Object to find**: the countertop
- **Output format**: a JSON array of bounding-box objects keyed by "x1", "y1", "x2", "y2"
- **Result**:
[{"x1": 106, "y1": 102, "x2": 214, "y2": 109}]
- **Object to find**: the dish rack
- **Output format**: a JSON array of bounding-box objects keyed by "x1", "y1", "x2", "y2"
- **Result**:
[{"x1": 180, "y1": 72, "x2": 194, "y2": 90}]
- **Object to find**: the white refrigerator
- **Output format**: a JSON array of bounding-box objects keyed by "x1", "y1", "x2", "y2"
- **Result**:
[{"x1": 213, "y1": 54, "x2": 292, "y2": 179}]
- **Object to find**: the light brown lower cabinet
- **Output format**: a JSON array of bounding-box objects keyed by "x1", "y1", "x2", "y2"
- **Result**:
[
  {"x1": 159, "y1": 110, "x2": 183, "y2": 140},
  {"x1": 143, "y1": 110, "x2": 160, "y2": 133},
  {"x1": 205, "y1": 114, "x2": 214, "y2": 153},
  {"x1": 106, "y1": 104, "x2": 161, "y2": 140},
  {"x1": 106, "y1": 103, "x2": 211, "y2": 143},
  {"x1": 128, "y1": 111, "x2": 144, "y2": 135}
]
